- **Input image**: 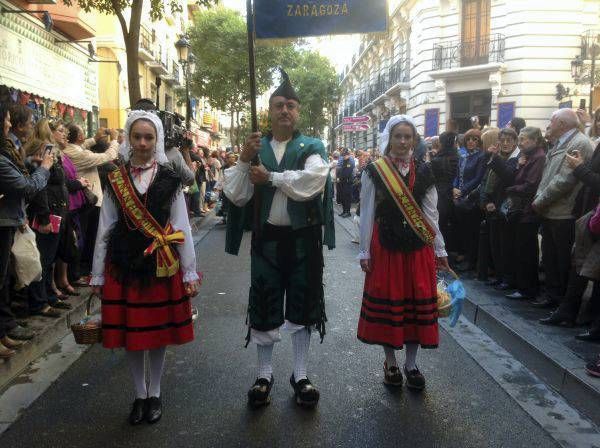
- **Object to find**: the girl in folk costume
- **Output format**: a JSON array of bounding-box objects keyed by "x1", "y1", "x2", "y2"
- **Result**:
[
  {"x1": 90, "y1": 111, "x2": 199, "y2": 425},
  {"x1": 357, "y1": 115, "x2": 449, "y2": 390}
]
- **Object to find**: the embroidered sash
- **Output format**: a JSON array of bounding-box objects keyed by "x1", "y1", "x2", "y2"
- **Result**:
[
  {"x1": 108, "y1": 165, "x2": 185, "y2": 277},
  {"x1": 372, "y1": 157, "x2": 436, "y2": 246}
]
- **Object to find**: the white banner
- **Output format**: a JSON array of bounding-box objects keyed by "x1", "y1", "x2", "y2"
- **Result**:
[{"x1": 0, "y1": 19, "x2": 97, "y2": 110}]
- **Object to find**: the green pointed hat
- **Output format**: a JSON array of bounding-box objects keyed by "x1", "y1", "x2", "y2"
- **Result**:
[{"x1": 270, "y1": 68, "x2": 300, "y2": 103}]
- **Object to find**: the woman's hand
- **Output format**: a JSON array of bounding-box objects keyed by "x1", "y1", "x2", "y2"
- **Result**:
[
  {"x1": 360, "y1": 259, "x2": 371, "y2": 273},
  {"x1": 78, "y1": 177, "x2": 91, "y2": 188},
  {"x1": 436, "y1": 256, "x2": 450, "y2": 272},
  {"x1": 485, "y1": 203, "x2": 496, "y2": 213},
  {"x1": 37, "y1": 222, "x2": 53, "y2": 234},
  {"x1": 92, "y1": 286, "x2": 102, "y2": 297},
  {"x1": 184, "y1": 280, "x2": 200, "y2": 297},
  {"x1": 452, "y1": 188, "x2": 462, "y2": 200}
]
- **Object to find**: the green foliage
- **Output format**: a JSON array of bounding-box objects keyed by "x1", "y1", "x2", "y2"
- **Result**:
[
  {"x1": 188, "y1": 7, "x2": 296, "y2": 119},
  {"x1": 287, "y1": 49, "x2": 339, "y2": 137},
  {"x1": 63, "y1": 0, "x2": 217, "y2": 24}
]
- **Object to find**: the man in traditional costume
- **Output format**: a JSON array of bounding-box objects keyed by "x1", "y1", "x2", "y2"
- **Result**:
[
  {"x1": 224, "y1": 70, "x2": 335, "y2": 408},
  {"x1": 357, "y1": 115, "x2": 449, "y2": 390},
  {"x1": 91, "y1": 110, "x2": 199, "y2": 425}
]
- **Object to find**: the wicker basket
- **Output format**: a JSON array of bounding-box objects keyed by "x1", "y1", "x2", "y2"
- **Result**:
[
  {"x1": 437, "y1": 268, "x2": 459, "y2": 318},
  {"x1": 69, "y1": 293, "x2": 102, "y2": 345}
]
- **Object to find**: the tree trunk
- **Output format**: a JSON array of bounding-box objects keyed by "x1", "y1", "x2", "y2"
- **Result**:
[
  {"x1": 235, "y1": 110, "x2": 240, "y2": 147},
  {"x1": 123, "y1": 0, "x2": 143, "y2": 107},
  {"x1": 229, "y1": 110, "x2": 235, "y2": 147}
]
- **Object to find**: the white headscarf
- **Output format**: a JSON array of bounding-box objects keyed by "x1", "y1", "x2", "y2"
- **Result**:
[
  {"x1": 119, "y1": 110, "x2": 168, "y2": 164},
  {"x1": 379, "y1": 114, "x2": 418, "y2": 155}
]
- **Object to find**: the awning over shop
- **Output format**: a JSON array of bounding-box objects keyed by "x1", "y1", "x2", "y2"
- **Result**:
[{"x1": 0, "y1": 16, "x2": 97, "y2": 111}]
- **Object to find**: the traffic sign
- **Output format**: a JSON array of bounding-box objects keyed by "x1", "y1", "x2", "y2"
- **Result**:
[
  {"x1": 342, "y1": 124, "x2": 370, "y2": 132},
  {"x1": 343, "y1": 116, "x2": 370, "y2": 124}
]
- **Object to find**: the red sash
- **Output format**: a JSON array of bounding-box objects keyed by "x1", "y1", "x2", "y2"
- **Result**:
[
  {"x1": 372, "y1": 157, "x2": 436, "y2": 246},
  {"x1": 108, "y1": 165, "x2": 184, "y2": 277}
]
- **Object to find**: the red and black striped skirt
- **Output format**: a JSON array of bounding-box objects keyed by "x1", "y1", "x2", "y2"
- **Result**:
[
  {"x1": 101, "y1": 266, "x2": 194, "y2": 351},
  {"x1": 357, "y1": 223, "x2": 439, "y2": 349}
]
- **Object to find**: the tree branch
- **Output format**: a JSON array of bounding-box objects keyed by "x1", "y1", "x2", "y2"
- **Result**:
[{"x1": 112, "y1": 0, "x2": 128, "y2": 38}]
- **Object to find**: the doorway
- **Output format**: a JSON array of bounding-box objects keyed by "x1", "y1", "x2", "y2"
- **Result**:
[{"x1": 450, "y1": 89, "x2": 492, "y2": 133}]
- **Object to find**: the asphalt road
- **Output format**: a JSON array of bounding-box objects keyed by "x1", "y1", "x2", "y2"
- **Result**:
[{"x1": 0, "y1": 220, "x2": 559, "y2": 448}]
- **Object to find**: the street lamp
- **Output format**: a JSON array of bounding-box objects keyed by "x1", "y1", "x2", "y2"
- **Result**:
[
  {"x1": 571, "y1": 55, "x2": 583, "y2": 81},
  {"x1": 175, "y1": 36, "x2": 195, "y2": 129},
  {"x1": 571, "y1": 30, "x2": 600, "y2": 115}
]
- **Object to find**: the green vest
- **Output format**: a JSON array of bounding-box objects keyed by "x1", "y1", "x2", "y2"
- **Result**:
[{"x1": 225, "y1": 132, "x2": 335, "y2": 255}]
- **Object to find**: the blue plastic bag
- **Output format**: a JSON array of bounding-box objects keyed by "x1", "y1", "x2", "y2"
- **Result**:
[{"x1": 446, "y1": 278, "x2": 466, "y2": 327}]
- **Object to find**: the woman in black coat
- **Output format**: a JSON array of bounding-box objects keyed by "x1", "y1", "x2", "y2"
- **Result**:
[
  {"x1": 24, "y1": 137, "x2": 72, "y2": 317},
  {"x1": 430, "y1": 131, "x2": 459, "y2": 250}
]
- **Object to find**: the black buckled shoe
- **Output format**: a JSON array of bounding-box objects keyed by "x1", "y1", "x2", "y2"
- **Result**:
[
  {"x1": 290, "y1": 375, "x2": 320, "y2": 408},
  {"x1": 383, "y1": 362, "x2": 403, "y2": 387},
  {"x1": 145, "y1": 396, "x2": 162, "y2": 424},
  {"x1": 248, "y1": 376, "x2": 274, "y2": 409},
  {"x1": 128, "y1": 398, "x2": 147, "y2": 425},
  {"x1": 403, "y1": 366, "x2": 426, "y2": 391}
]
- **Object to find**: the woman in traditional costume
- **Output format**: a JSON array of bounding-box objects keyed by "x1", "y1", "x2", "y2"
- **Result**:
[
  {"x1": 91, "y1": 110, "x2": 199, "y2": 425},
  {"x1": 357, "y1": 115, "x2": 449, "y2": 390}
]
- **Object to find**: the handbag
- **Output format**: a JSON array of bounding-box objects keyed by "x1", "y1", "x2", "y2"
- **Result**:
[
  {"x1": 11, "y1": 226, "x2": 42, "y2": 289},
  {"x1": 83, "y1": 187, "x2": 98, "y2": 206},
  {"x1": 454, "y1": 188, "x2": 480, "y2": 212}
]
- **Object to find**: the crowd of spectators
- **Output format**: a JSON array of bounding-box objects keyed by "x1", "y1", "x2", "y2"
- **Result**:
[
  {"x1": 332, "y1": 108, "x2": 600, "y2": 377},
  {"x1": 0, "y1": 101, "x2": 234, "y2": 360}
]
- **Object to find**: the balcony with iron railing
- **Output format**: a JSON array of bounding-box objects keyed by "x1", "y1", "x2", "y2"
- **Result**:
[
  {"x1": 432, "y1": 34, "x2": 505, "y2": 71},
  {"x1": 138, "y1": 27, "x2": 154, "y2": 61}
]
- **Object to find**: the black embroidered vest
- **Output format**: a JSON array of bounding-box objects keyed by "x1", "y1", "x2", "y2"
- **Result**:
[
  {"x1": 366, "y1": 160, "x2": 435, "y2": 253},
  {"x1": 106, "y1": 164, "x2": 182, "y2": 285}
]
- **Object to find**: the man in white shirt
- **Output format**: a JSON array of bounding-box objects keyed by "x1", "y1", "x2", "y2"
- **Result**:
[{"x1": 223, "y1": 70, "x2": 335, "y2": 409}]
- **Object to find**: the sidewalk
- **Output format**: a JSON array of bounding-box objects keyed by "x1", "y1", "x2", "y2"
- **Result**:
[
  {"x1": 0, "y1": 210, "x2": 220, "y2": 394},
  {"x1": 333, "y1": 204, "x2": 600, "y2": 426}
]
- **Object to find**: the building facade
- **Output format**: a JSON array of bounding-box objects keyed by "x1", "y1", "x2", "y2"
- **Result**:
[
  {"x1": 0, "y1": 0, "x2": 99, "y2": 133},
  {"x1": 95, "y1": 0, "x2": 223, "y2": 148},
  {"x1": 335, "y1": 0, "x2": 600, "y2": 149}
]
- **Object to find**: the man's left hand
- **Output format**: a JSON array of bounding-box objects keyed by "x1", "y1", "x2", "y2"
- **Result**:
[
  {"x1": 249, "y1": 165, "x2": 270, "y2": 185},
  {"x1": 566, "y1": 151, "x2": 584, "y2": 169}
]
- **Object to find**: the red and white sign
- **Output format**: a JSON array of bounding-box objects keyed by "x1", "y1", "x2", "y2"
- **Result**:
[
  {"x1": 343, "y1": 124, "x2": 370, "y2": 132},
  {"x1": 343, "y1": 116, "x2": 370, "y2": 124}
]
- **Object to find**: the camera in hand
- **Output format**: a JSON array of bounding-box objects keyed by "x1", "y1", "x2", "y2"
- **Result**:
[{"x1": 131, "y1": 98, "x2": 192, "y2": 149}]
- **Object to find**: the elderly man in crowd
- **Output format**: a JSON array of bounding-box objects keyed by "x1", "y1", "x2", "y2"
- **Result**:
[{"x1": 531, "y1": 109, "x2": 594, "y2": 309}]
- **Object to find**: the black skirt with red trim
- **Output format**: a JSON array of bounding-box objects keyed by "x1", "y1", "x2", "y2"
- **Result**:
[
  {"x1": 101, "y1": 265, "x2": 194, "y2": 351},
  {"x1": 357, "y1": 223, "x2": 439, "y2": 349}
]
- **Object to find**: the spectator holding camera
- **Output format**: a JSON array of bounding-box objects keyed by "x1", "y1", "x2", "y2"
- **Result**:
[{"x1": 0, "y1": 102, "x2": 53, "y2": 357}]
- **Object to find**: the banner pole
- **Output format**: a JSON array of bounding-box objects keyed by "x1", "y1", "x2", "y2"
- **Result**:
[{"x1": 246, "y1": 0, "x2": 259, "y2": 133}]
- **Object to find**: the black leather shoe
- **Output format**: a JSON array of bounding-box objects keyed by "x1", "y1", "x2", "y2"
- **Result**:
[
  {"x1": 575, "y1": 331, "x2": 600, "y2": 342},
  {"x1": 530, "y1": 298, "x2": 558, "y2": 309},
  {"x1": 128, "y1": 398, "x2": 147, "y2": 425},
  {"x1": 145, "y1": 396, "x2": 162, "y2": 424},
  {"x1": 539, "y1": 311, "x2": 575, "y2": 327},
  {"x1": 290, "y1": 375, "x2": 320, "y2": 407},
  {"x1": 403, "y1": 366, "x2": 426, "y2": 391},
  {"x1": 248, "y1": 376, "x2": 274, "y2": 409}
]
